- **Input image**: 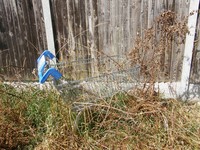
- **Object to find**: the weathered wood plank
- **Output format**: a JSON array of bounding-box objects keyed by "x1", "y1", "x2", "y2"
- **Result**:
[
  {"x1": 0, "y1": 0, "x2": 195, "y2": 83},
  {"x1": 0, "y1": 0, "x2": 9, "y2": 76},
  {"x1": 190, "y1": 3, "x2": 200, "y2": 83},
  {"x1": 181, "y1": 0, "x2": 199, "y2": 91},
  {"x1": 0, "y1": 0, "x2": 46, "y2": 80},
  {"x1": 48, "y1": 0, "x2": 191, "y2": 81}
]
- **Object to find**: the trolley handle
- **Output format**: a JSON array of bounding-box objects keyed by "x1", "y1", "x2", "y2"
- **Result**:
[{"x1": 37, "y1": 50, "x2": 62, "y2": 84}]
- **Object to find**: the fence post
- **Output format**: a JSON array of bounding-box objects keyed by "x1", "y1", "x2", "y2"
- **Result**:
[
  {"x1": 41, "y1": 0, "x2": 56, "y2": 58},
  {"x1": 181, "y1": 0, "x2": 199, "y2": 96}
]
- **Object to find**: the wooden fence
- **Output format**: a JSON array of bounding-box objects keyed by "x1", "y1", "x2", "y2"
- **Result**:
[
  {"x1": 191, "y1": 9, "x2": 200, "y2": 84},
  {"x1": 0, "y1": 0, "x2": 46, "y2": 80},
  {"x1": 0, "y1": 0, "x2": 199, "y2": 83},
  {"x1": 50, "y1": 0, "x2": 190, "y2": 81}
]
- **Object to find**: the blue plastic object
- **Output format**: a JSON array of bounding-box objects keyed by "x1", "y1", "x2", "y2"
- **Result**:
[{"x1": 37, "y1": 50, "x2": 62, "y2": 84}]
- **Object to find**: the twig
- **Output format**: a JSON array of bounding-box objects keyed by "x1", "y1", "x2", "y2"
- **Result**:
[{"x1": 73, "y1": 102, "x2": 160, "y2": 116}]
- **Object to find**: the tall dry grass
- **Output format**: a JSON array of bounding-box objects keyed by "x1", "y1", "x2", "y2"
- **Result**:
[
  {"x1": 0, "y1": 84, "x2": 200, "y2": 149},
  {"x1": 0, "y1": 11, "x2": 200, "y2": 150}
]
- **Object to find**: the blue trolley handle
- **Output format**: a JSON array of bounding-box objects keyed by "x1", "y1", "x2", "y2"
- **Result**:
[{"x1": 37, "y1": 50, "x2": 62, "y2": 84}]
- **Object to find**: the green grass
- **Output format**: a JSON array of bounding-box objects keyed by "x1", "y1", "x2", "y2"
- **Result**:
[{"x1": 0, "y1": 83, "x2": 200, "y2": 149}]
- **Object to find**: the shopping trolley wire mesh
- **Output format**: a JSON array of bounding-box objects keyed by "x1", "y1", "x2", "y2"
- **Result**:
[{"x1": 51, "y1": 55, "x2": 141, "y2": 101}]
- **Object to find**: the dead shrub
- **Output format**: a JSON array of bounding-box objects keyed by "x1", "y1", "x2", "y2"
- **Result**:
[{"x1": 129, "y1": 10, "x2": 189, "y2": 97}]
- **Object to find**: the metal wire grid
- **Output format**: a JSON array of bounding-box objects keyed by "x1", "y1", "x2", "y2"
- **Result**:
[{"x1": 51, "y1": 55, "x2": 140, "y2": 101}]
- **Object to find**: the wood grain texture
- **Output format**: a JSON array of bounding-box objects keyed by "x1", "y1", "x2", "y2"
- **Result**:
[
  {"x1": 0, "y1": 0, "x2": 194, "y2": 82},
  {"x1": 0, "y1": 0, "x2": 46, "y2": 79},
  {"x1": 191, "y1": 7, "x2": 200, "y2": 84},
  {"x1": 50, "y1": 0, "x2": 190, "y2": 81}
]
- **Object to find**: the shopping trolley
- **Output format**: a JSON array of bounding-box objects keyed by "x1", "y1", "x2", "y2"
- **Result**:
[
  {"x1": 37, "y1": 50, "x2": 141, "y2": 131},
  {"x1": 37, "y1": 50, "x2": 140, "y2": 106}
]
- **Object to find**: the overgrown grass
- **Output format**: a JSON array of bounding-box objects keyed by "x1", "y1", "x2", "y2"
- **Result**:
[
  {"x1": 0, "y1": 10, "x2": 199, "y2": 150},
  {"x1": 0, "y1": 83, "x2": 200, "y2": 149},
  {"x1": 0, "y1": 84, "x2": 79, "y2": 149}
]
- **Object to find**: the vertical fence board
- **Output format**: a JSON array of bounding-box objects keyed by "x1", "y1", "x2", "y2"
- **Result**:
[
  {"x1": 190, "y1": 4, "x2": 200, "y2": 83},
  {"x1": 0, "y1": 0, "x2": 196, "y2": 82},
  {"x1": 0, "y1": 0, "x2": 46, "y2": 80},
  {"x1": 48, "y1": 0, "x2": 191, "y2": 81},
  {"x1": 0, "y1": 0, "x2": 8, "y2": 78}
]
